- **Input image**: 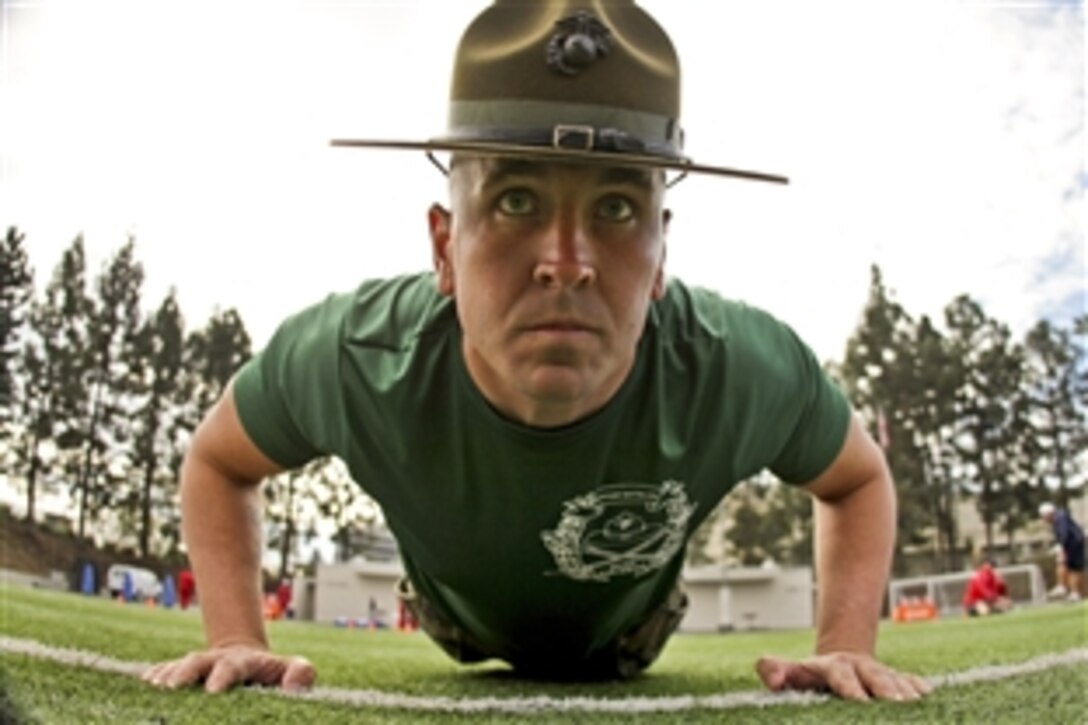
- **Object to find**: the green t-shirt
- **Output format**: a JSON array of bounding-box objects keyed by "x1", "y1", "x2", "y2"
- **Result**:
[{"x1": 234, "y1": 273, "x2": 850, "y2": 667}]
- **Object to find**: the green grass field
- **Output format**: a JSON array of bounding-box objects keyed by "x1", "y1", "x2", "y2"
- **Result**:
[{"x1": 1, "y1": 583, "x2": 1085, "y2": 724}]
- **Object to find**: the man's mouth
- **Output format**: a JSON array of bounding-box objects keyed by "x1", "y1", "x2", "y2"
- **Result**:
[{"x1": 525, "y1": 320, "x2": 597, "y2": 334}]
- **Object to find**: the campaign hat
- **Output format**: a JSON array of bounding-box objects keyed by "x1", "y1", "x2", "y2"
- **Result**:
[{"x1": 332, "y1": 0, "x2": 787, "y2": 185}]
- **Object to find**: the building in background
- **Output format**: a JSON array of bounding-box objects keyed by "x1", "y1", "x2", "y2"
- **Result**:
[{"x1": 295, "y1": 559, "x2": 815, "y2": 633}]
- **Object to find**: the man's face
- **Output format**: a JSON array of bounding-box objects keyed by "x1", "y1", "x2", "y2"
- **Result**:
[{"x1": 429, "y1": 156, "x2": 669, "y2": 428}]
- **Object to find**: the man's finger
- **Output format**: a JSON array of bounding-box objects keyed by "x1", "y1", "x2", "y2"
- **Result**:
[
  {"x1": 755, "y1": 656, "x2": 788, "y2": 691},
  {"x1": 144, "y1": 653, "x2": 212, "y2": 689},
  {"x1": 889, "y1": 672, "x2": 926, "y2": 701},
  {"x1": 823, "y1": 655, "x2": 933, "y2": 702},
  {"x1": 887, "y1": 670, "x2": 932, "y2": 701},
  {"x1": 204, "y1": 655, "x2": 248, "y2": 694},
  {"x1": 755, "y1": 656, "x2": 826, "y2": 692},
  {"x1": 165, "y1": 652, "x2": 215, "y2": 689},
  {"x1": 854, "y1": 659, "x2": 934, "y2": 701},
  {"x1": 853, "y1": 662, "x2": 906, "y2": 701},
  {"x1": 908, "y1": 673, "x2": 934, "y2": 696},
  {"x1": 820, "y1": 659, "x2": 870, "y2": 702},
  {"x1": 141, "y1": 662, "x2": 167, "y2": 683},
  {"x1": 281, "y1": 657, "x2": 316, "y2": 691},
  {"x1": 758, "y1": 653, "x2": 931, "y2": 702}
]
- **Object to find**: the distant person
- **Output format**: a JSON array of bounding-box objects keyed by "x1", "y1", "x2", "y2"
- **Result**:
[
  {"x1": 263, "y1": 592, "x2": 282, "y2": 621},
  {"x1": 276, "y1": 579, "x2": 293, "y2": 619},
  {"x1": 962, "y1": 560, "x2": 1011, "y2": 616},
  {"x1": 178, "y1": 568, "x2": 196, "y2": 610},
  {"x1": 122, "y1": 571, "x2": 134, "y2": 603},
  {"x1": 1039, "y1": 503, "x2": 1084, "y2": 602},
  {"x1": 397, "y1": 598, "x2": 419, "y2": 633},
  {"x1": 143, "y1": 0, "x2": 929, "y2": 701}
]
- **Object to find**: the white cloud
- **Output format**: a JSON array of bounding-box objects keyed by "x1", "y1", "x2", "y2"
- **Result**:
[
  {"x1": 1, "y1": 0, "x2": 1081, "y2": 361},
  {"x1": 650, "y1": 1, "x2": 1083, "y2": 357}
]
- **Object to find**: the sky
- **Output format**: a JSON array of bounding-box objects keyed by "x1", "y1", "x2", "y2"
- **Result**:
[{"x1": 0, "y1": 0, "x2": 1084, "y2": 365}]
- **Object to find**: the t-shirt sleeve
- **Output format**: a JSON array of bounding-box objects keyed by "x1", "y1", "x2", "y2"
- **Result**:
[
  {"x1": 232, "y1": 295, "x2": 347, "y2": 469},
  {"x1": 769, "y1": 326, "x2": 852, "y2": 483},
  {"x1": 729, "y1": 308, "x2": 852, "y2": 485}
]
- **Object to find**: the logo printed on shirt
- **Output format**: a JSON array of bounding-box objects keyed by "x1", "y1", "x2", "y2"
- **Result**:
[{"x1": 541, "y1": 480, "x2": 694, "y2": 582}]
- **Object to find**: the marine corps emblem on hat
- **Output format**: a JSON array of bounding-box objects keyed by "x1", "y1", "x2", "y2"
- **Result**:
[
  {"x1": 546, "y1": 10, "x2": 613, "y2": 76},
  {"x1": 332, "y1": 0, "x2": 787, "y2": 185}
]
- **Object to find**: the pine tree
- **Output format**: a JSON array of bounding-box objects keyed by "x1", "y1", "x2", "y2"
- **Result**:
[
  {"x1": 685, "y1": 498, "x2": 726, "y2": 567},
  {"x1": 0, "y1": 227, "x2": 38, "y2": 518},
  {"x1": 42, "y1": 239, "x2": 95, "y2": 533},
  {"x1": 0, "y1": 227, "x2": 34, "y2": 429},
  {"x1": 265, "y1": 466, "x2": 303, "y2": 581},
  {"x1": 902, "y1": 315, "x2": 967, "y2": 570},
  {"x1": 181, "y1": 307, "x2": 252, "y2": 425},
  {"x1": 714, "y1": 476, "x2": 795, "y2": 567},
  {"x1": 265, "y1": 458, "x2": 329, "y2": 581},
  {"x1": 15, "y1": 294, "x2": 62, "y2": 523},
  {"x1": 840, "y1": 265, "x2": 931, "y2": 570},
  {"x1": 129, "y1": 290, "x2": 185, "y2": 557},
  {"x1": 0, "y1": 229, "x2": 33, "y2": 486},
  {"x1": 764, "y1": 481, "x2": 814, "y2": 566},
  {"x1": 311, "y1": 458, "x2": 382, "y2": 563},
  {"x1": 944, "y1": 295, "x2": 1026, "y2": 557},
  {"x1": 136, "y1": 306, "x2": 251, "y2": 553},
  {"x1": 198, "y1": 308, "x2": 252, "y2": 398},
  {"x1": 726, "y1": 493, "x2": 769, "y2": 567},
  {"x1": 76, "y1": 240, "x2": 144, "y2": 541},
  {"x1": 1023, "y1": 319, "x2": 1087, "y2": 509}
]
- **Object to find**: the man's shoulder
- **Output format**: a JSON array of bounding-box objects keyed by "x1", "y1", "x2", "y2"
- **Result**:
[
  {"x1": 345, "y1": 273, "x2": 450, "y2": 345},
  {"x1": 281, "y1": 273, "x2": 451, "y2": 351},
  {"x1": 653, "y1": 278, "x2": 785, "y2": 343}
]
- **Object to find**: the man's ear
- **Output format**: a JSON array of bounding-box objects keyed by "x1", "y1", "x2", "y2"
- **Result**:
[
  {"x1": 651, "y1": 209, "x2": 671, "y2": 300},
  {"x1": 428, "y1": 203, "x2": 454, "y2": 296}
]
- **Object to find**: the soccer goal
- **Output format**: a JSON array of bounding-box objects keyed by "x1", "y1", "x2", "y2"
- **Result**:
[{"x1": 887, "y1": 564, "x2": 1046, "y2": 618}]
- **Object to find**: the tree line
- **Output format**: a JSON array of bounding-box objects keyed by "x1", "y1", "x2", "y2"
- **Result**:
[
  {"x1": 840, "y1": 266, "x2": 1084, "y2": 572},
  {"x1": 2, "y1": 230, "x2": 1084, "y2": 577},
  {"x1": 0, "y1": 228, "x2": 378, "y2": 579},
  {"x1": 688, "y1": 266, "x2": 1085, "y2": 574}
]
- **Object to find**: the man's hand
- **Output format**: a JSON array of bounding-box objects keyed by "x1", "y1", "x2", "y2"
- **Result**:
[
  {"x1": 756, "y1": 652, "x2": 931, "y2": 702},
  {"x1": 142, "y1": 646, "x2": 316, "y2": 693},
  {"x1": 153, "y1": 387, "x2": 309, "y2": 695}
]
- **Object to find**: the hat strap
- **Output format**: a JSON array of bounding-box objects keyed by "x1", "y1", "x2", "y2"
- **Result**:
[{"x1": 445, "y1": 99, "x2": 684, "y2": 159}]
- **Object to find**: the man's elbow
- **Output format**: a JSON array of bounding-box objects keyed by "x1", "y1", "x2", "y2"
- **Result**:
[{"x1": 805, "y1": 416, "x2": 893, "y2": 505}]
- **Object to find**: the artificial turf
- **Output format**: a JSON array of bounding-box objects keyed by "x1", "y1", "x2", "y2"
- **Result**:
[{"x1": 1, "y1": 582, "x2": 1086, "y2": 723}]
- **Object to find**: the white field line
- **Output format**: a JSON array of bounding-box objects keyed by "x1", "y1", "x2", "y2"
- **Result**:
[{"x1": 1, "y1": 636, "x2": 1086, "y2": 714}]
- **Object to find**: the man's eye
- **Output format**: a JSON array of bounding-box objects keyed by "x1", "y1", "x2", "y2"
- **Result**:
[
  {"x1": 497, "y1": 190, "x2": 537, "y2": 216},
  {"x1": 597, "y1": 196, "x2": 635, "y2": 222}
]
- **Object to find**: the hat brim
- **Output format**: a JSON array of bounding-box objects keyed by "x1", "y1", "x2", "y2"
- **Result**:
[{"x1": 330, "y1": 138, "x2": 789, "y2": 185}]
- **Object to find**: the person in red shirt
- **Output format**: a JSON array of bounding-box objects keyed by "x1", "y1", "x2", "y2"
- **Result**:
[
  {"x1": 177, "y1": 569, "x2": 196, "y2": 611},
  {"x1": 275, "y1": 579, "x2": 293, "y2": 620},
  {"x1": 963, "y1": 560, "x2": 1011, "y2": 616}
]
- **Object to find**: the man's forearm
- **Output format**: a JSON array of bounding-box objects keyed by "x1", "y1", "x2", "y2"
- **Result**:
[
  {"x1": 181, "y1": 452, "x2": 268, "y2": 650},
  {"x1": 812, "y1": 472, "x2": 896, "y2": 655}
]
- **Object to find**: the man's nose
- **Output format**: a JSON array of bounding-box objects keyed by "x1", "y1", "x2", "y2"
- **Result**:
[{"x1": 532, "y1": 214, "x2": 597, "y2": 289}]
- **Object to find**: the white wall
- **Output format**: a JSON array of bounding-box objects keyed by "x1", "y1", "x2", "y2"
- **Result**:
[
  {"x1": 308, "y1": 561, "x2": 815, "y2": 633},
  {"x1": 681, "y1": 566, "x2": 814, "y2": 632},
  {"x1": 312, "y1": 560, "x2": 403, "y2": 625}
]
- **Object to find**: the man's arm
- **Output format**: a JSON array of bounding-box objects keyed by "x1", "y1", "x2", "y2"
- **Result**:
[
  {"x1": 808, "y1": 412, "x2": 895, "y2": 657},
  {"x1": 755, "y1": 413, "x2": 931, "y2": 701},
  {"x1": 142, "y1": 382, "x2": 316, "y2": 693}
]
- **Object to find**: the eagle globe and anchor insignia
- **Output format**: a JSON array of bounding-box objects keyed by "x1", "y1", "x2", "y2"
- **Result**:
[
  {"x1": 546, "y1": 10, "x2": 613, "y2": 77},
  {"x1": 541, "y1": 481, "x2": 695, "y2": 582}
]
